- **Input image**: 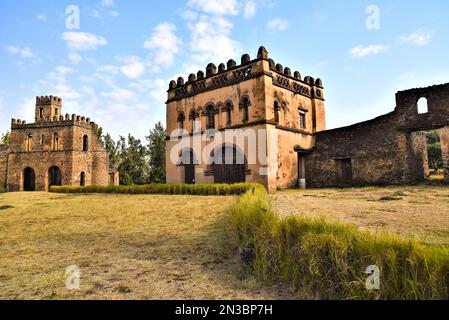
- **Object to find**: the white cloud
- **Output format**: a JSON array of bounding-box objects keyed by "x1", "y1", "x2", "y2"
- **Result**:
[
  {"x1": 188, "y1": 15, "x2": 239, "y2": 63},
  {"x1": 119, "y1": 56, "x2": 146, "y2": 79},
  {"x1": 144, "y1": 23, "x2": 181, "y2": 68},
  {"x1": 130, "y1": 79, "x2": 166, "y2": 101},
  {"x1": 267, "y1": 18, "x2": 289, "y2": 31},
  {"x1": 399, "y1": 30, "x2": 433, "y2": 46},
  {"x1": 187, "y1": 0, "x2": 239, "y2": 16},
  {"x1": 100, "y1": 88, "x2": 135, "y2": 100},
  {"x1": 6, "y1": 46, "x2": 33, "y2": 58},
  {"x1": 101, "y1": 0, "x2": 114, "y2": 7},
  {"x1": 68, "y1": 52, "x2": 83, "y2": 64},
  {"x1": 55, "y1": 66, "x2": 74, "y2": 75},
  {"x1": 109, "y1": 11, "x2": 119, "y2": 17},
  {"x1": 244, "y1": 1, "x2": 256, "y2": 19},
  {"x1": 97, "y1": 64, "x2": 120, "y2": 74},
  {"x1": 61, "y1": 31, "x2": 107, "y2": 51},
  {"x1": 350, "y1": 45, "x2": 389, "y2": 58},
  {"x1": 37, "y1": 14, "x2": 47, "y2": 21},
  {"x1": 17, "y1": 97, "x2": 36, "y2": 121}
]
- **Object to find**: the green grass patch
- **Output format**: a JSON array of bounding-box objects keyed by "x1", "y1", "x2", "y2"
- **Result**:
[
  {"x1": 230, "y1": 185, "x2": 449, "y2": 300},
  {"x1": 50, "y1": 183, "x2": 257, "y2": 196}
]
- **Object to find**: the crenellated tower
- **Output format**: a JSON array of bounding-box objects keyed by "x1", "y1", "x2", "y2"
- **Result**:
[{"x1": 35, "y1": 95, "x2": 62, "y2": 122}]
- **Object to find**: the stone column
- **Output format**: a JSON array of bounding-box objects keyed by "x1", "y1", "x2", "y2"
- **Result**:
[{"x1": 441, "y1": 126, "x2": 449, "y2": 183}]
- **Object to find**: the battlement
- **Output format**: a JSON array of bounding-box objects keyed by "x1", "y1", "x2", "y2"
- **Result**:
[
  {"x1": 36, "y1": 95, "x2": 62, "y2": 106},
  {"x1": 11, "y1": 114, "x2": 98, "y2": 130},
  {"x1": 167, "y1": 46, "x2": 323, "y2": 102}
]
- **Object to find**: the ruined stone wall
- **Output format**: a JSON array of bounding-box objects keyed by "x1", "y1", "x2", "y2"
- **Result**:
[
  {"x1": 441, "y1": 126, "x2": 449, "y2": 182},
  {"x1": 305, "y1": 112, "x2": 423, "y2": 187},
  {"x1": 0, "y1": 145, "x2": 9, "y2": 189}
]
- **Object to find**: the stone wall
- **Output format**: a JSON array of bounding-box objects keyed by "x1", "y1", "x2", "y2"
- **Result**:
[
  {"x1": 0, "y1": 145, "x2": 9, "y2": 189},
  {"x1": 306, "y1": 82, "x2": 449, "y2": 187},
  {"x1": 6, "y1": 109, "x2": 110, "y2": 191}
]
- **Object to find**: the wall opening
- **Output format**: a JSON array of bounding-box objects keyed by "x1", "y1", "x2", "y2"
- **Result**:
[
  {"x1": 212, "y1": 145, "x2": 246, "y2": 184},
  {"x1": 48, "y1": 166, "x2": 62, "y2": 189},
  {"x1": 83, "y1": 135, "x2": 89, "y2": 151},
  {"x1": 180, "y1": 149, "x2": 196, "y2": 184},
  {"x1": 417, "y1": 97, "x2": 428, "y2": 114},
  {"x1": 80, "y1": 172, "x2": 86, "y2": 186},
  {"x1": 426, "y1": 129, "x2": 444, "y2": 181},
  {"x1": 335, "y1": 158, "x2": 352, "y2": 184},
  {"x1": 23, "y1": 167, "x2": 36, "y2": 191}
]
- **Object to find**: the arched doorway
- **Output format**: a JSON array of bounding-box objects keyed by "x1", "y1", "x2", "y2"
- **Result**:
[
  {"x1": 48, "y1": 166, "x2": 62, "y2": 189},
  {"x1": 181, "y1": 149, "x2": 196, "y2": 184},
  {"x1": 212, "y1": 145, "x2": 246, "y2": 184},
  {"x1": 23, "y1": 167, "x2": 36, "y2": 191},
  {"x1": 80, "y1": 172, "x2": 86, "y2": 186}
]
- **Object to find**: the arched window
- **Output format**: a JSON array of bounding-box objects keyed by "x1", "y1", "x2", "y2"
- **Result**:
[
  {"x1": 39, "y1": 108, "x2": 44, "y2": 119},
  {"x1": 189, "y1": 110, "x2": 197, "y2": 132},
  {"x1": 83, "y1": 135, "x2": 89, "y2": 151},
  {"x1": 206, "y1": 105, "x2": 215, "y2": 129},
  {"x1": 40, "y1": 135, "x2": 45, "y2": 145},
  {"x1": 274, "y1": 101, "x2": 280, "y2": 123},
  {"x1": 225, "y1": 102, "x2": 232, "y2": 126},
  {"x1": 177, "y1": 112, "x2": 185, "y2": 130},
  {"x1": 240, "y1": 97, "x2": 250, "y2": 122},
  {"x1": 27, "y1": 134, "x2": 32, "y2": 152},
  {"x1": 80, "y1": 172, "x2": 86, "y2": 186},
  {"x1": 417, "y1": 97, "x2": 428, "y2": 114},
  {"x1": 53, "y1": 133, "x2": 59, "y2": 150}
]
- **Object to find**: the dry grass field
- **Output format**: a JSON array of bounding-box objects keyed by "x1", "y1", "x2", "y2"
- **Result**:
[
  {"x1": 271, "y1": 185, "x2": 449, "y2": 245},
  {"x1": 0, "y1": 192, "x2": 291, "y2": 300}
]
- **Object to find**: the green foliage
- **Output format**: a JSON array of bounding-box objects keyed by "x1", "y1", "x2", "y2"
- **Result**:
[
  {"x1": 50, "y1": 183, "x2": 257, "y2": 196},
  {"x1": 117, "y1": 134, "x2": 148, "y2": 185},
  {"x1": 103, "y1": 133, "x2": 121, "y2": 169},
  {"x1": 0, "y1": 186, "x2": 5, "y2": 193},
  {"x1": 230, "y1": 186, "x2": 449, "y2": 300},
  {"x1": 146, "y1": 122, "x2": 166, "y2": 184},
  {"x1": 1, "y1": 131, "x2": 11, "y2": 145},
  {"x1": 427, "y1": 130, "x2": 443, "y2": 169}
]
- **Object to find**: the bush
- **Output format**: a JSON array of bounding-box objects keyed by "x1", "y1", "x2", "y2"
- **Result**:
[
  {"x1": 230, "y1": 186, "x2": 449, "y2": 300},
  {"x1": 50, "y1": 183, "x2": 257, "y2": 196},
  {"x1": 0, "y1": 186, "x2": 4, "y2": 193}
]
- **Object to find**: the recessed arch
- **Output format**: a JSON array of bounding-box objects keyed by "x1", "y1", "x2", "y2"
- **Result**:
[
  {"x1": 83, "y1": 135, "x2": 89, "y2": 151},
  {"x1": 23, "y1": 167, "x2": 36, "y2": 191},
  {"x1": 48, "y1": 166, "x2": 62, "y2": 189},
  {"x1": 210, "y1": 144, "x2": 247, "y2": 184},
  {"x1": 80, "y1": 172, "x2": 86, "y2": 186}
]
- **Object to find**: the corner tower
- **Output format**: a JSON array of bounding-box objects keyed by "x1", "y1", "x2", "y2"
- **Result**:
[{"x1": 35, "y1": 95, "x2": 62, "y2": 122}]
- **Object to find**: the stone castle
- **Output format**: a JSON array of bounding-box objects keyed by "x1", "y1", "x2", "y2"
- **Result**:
[
  {"x1": 165, "y1": 46, "x2": 449, "y2": 191},
  {"x1": 0, "y1": 96, "x2": 119, "y2": 191}
]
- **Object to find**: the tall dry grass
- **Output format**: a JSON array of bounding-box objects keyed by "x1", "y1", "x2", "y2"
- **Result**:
[{"x1": 230, "y1": 185, "x2": 449, "y2": 300}]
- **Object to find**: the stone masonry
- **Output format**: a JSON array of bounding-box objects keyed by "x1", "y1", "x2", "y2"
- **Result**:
[{"x1": 0, "y1": 96, "x2": 119, "y2": 191}]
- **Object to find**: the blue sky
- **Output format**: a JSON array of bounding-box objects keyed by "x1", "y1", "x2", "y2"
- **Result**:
[{"x1": 1, "y1": 0, "x2": 448, "y2": 139}]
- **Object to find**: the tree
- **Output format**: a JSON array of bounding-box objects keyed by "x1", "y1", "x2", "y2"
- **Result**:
[
  {"x1": 426, "y1": 130, "x2": 443, "y2": 169},
  {"x1": 146, "y1": 122, "x2": 166, "y2": 183},
  {"x1": 117, "y1": 134, "x2": 148, "y2": 185},
  {"x1": 103, "y1": 133, "x2": 120, "y2": 169},
  {"x1": 1, "y1": 131, "x2": 11, "y2": 145}
]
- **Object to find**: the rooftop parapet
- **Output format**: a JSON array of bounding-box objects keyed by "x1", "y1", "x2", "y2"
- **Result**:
[
  {"x1": 167, "y1": 46, "x2": 324, "y2": 100},
  {"x1": 36, "y1": 95, "x2": 62, "y2": 106}
]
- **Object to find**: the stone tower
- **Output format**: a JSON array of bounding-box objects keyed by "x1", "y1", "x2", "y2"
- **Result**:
[{"x1": 0, "y1": 95, "x2": 119, "y2": 191}]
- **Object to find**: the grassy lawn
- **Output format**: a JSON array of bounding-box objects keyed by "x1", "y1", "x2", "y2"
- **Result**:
[
  {"x1": 271, "y1": 185, "x2": 449, "y2": 245},
  {"x1": 0, "y1": 192, "x2": 290, "y2": 300}
]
